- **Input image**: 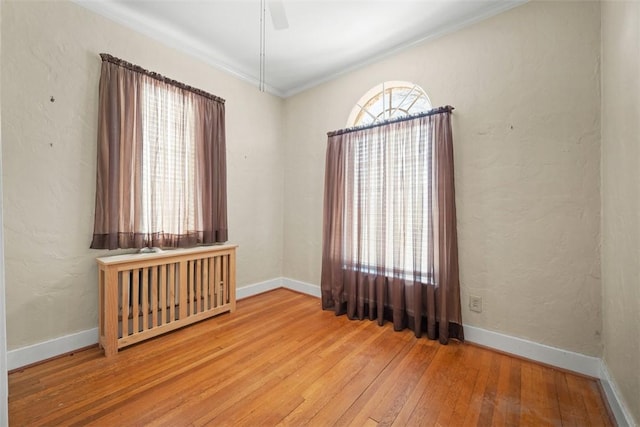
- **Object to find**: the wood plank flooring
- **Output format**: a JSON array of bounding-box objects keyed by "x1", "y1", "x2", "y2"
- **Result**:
[{"x1": 9, "y1": 289, "x2": 614, "y2": 426}]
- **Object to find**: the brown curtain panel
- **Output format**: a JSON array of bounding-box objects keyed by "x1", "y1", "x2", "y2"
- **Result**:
[
  {"x1": 321, "y1": 107, "x2": 463, "y2": 343},
  {"x1": 90, "y1": 54, "x2": 227, "y2": 249}
]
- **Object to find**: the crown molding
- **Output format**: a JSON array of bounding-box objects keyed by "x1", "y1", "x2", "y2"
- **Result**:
[{"x1": 72, "y1": 0, "x2": 286, "y2": 98}]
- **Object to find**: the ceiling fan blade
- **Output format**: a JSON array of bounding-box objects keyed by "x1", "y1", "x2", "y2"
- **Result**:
[{"x1": 268, "y1": 0, "x2": 289, "y2": 30}]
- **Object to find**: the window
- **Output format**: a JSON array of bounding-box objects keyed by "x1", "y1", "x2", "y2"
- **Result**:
[
  {"x1": 347, "y1": 81, "x2": 432, "y2": 127},
  {"x1": 345, "y1": 82, "x2": 433, "y2": 282},
  {"x1": 321, "y1": 86, "x2": 461, "y2": 342},
  {"x1": 91, "y1": 54, "x2": 227, "y2": 250},
  {"x1": 349, "y1": 123, "x2": 432, "y2": 282},
  {"x1": 141, "y1": 81, "x2": 197, "y2": 237}
]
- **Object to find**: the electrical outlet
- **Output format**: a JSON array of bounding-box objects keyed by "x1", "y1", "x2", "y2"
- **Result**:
[{"x1": 469, "y1": 295, "x2": 482, "y2": 313}]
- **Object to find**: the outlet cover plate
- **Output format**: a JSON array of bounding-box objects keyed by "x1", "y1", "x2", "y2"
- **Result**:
[{"x1": 469, "y1": 295, "x2": 482, "y2": 313}]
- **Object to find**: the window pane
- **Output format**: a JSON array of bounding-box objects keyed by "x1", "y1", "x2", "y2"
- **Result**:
[
  {"x1": 346, "y1": 82, "x2": 433, "y2": 281},
  {"x1": 141, "y1": 80, "x2": 196, "y2": 237},
  {"x1": 351, "y1": 82, "x2": 432, "y2": 127}
]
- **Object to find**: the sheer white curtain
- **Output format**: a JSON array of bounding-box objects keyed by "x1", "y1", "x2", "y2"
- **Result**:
[
  {"x1": 346, "y1": 116, "x2": 433, "y2": 283},
  {"x1": 141, "y1": 79, "x2": 197, "y2": 237}
]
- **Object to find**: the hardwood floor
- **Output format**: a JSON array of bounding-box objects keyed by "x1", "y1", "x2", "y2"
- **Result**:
[{"x1": 9, "y1": 289, "x2": 613, "y2": 426}]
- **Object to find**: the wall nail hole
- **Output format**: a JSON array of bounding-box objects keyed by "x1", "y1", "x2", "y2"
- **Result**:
[{"x1": 50, "y1": 96, "x2": 55, "y2": 103}]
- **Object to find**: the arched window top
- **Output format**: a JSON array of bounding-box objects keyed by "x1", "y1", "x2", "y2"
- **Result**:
[{"x1": 347, "y1": 81, "x2": 432, "y2": 127}]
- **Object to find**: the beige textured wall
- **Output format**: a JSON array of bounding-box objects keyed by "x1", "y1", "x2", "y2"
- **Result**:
[
  {"x1": 283, "y1": 1, "x2": 602, "y2": 356},
  {"x1": 0, "y1": 0, "x2": 9, "y2": 422},
  {"x1": 1, "y1": 1, "x2": 284, "y2": 349},
  {"x1": 601, "y1": 1, "x2": 640, "y2": 423}
]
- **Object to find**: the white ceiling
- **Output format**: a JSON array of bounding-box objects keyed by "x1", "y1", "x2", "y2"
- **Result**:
[{"x1": 76, "y1": 0, "x2": 526, "y2": 98}]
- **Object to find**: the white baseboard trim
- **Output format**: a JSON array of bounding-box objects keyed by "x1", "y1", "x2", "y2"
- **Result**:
[
  {"x1": 7, "y1": 328, "x2": 98, "y2": 371},
  {"x1": 599, "y1": 360, "x2": 635, "y2": 427},
  {"x1": 235, "y1": 277, "x2": 321, "y2": 300},
  {"x1": 282, "y1": 277, "x2": 322, "y2": 298},
  {"x1": 463, "y1": 324, "x2": 602, "y2": 378},
  {"x1": 4, "y1": 276, "x2": 633, "y2": 426},
  {"x1": 236, "y1": 277, "x2": 282, "y2": 300}
]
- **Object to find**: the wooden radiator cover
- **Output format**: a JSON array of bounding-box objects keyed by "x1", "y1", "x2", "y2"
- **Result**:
[{"x1": 96, "y1": 244, "x2": 237, "y2": 356}]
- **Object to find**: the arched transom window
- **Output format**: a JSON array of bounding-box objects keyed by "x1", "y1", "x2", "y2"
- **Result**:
[{"x1": 347, "y1": 81, "x2": 432, "y2": 127}]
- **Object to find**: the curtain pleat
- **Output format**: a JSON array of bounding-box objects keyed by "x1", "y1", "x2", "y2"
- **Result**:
[
  {"x1": 90, "y1": 57, "x2": 227, "y2": 249},
  {"x1": 195, "y1": 96, "x2": 228, "y2": 243},
  {"x1": 320, "y1": 108, "x2": 463, "y2": 343},
  {"x1": 91, "y1": 61, "x2": 144, "y2": 250}
]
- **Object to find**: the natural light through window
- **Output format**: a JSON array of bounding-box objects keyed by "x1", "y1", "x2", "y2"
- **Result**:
[
  {"x1": 347, "y1": 81, "x2": 432, "y2": 127},
  {"x1": 346, "y1": 82, "x2": 433, "y2": 282},
  {"x1": 141, "y1": 81, "x2": 197, "y2": 236}
]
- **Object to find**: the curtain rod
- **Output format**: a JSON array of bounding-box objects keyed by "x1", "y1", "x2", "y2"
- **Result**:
[
  {"x1": 100, "y1": 53, "x2": 225, "y2": 105},
  {"x1": 327, "y1": 105, "x2": 454, "y2": 137}
]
